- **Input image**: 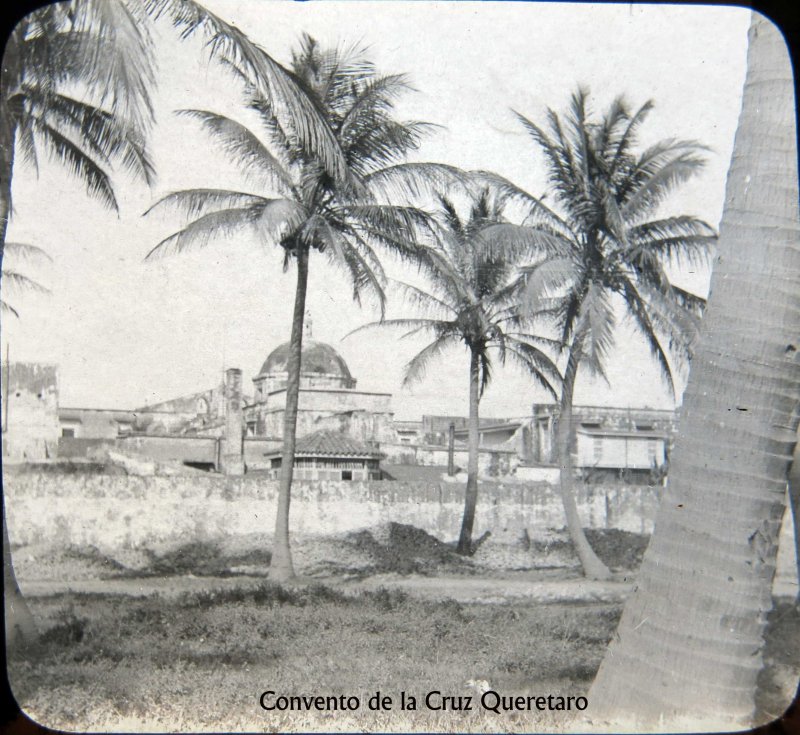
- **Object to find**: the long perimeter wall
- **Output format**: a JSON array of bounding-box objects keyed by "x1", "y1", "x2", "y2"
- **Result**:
[{"x1": 4, "y1": 472, "x2": 660, "y2": 555}]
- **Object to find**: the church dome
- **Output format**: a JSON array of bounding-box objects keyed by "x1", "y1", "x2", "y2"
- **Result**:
[{"x1": 257, "y1": 339, "x2": 353, "y2": 382}]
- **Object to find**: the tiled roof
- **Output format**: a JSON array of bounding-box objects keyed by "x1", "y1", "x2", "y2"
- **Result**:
[{"x1": 267, "y1": 430, "x2": 380, "y2": 458}]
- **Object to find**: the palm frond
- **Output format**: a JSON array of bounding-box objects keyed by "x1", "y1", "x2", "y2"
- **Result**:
[
  {"x1": 503, "y1": 335, "x2": 562, "y2": 398},
  {"x1": 0, "y1": 300, "x2": 20, "y2": 319},
  {"x1": 471, "y1": 169, "x2": 573, "y2": 237},
  {"x1": 33, "y1": 116, "x2": 118, "y2": 210},
  {"x1": 146, "y1": 0, "x2": 348, "y2": 182},
  {"x1": 403, "y1": 332, "x2": 459, "y2": 387},
  {"x1": 626, "y1": 216, "x2": 716, "y2": 268},
  {"x1": 364, "y1": 163, "x2": 474, "y2": 202},
  {"x1": 343, "y1": 316, "x2": 447, "y2": 341},
  {"x1": 392, "y1": 280, "x2": 456, "y2": 317},
  {"x1": 620, "y1": 152, "x2": 708, "y2": 222},
  {"x1": 573, "y1": 284, "x2": 615, "y2": 382},
  {"x1": 144, "y1": 188, "x2": 267, "y2": 220},
  {"x1": 146, "y1": 205, "x2": 263, "y2": 260},
  {"x1": 0, "y1": 269, "x2": 50, "y2": 294},
  {"x1": 618, "y1": 277, "x2": 676, "y2": 396},
  {"x1": 0, "y1": 242, "x2": 52, "y2": 262},
  {"x1": 177, "y1": 110, "x2": 295, "y2": 194}
]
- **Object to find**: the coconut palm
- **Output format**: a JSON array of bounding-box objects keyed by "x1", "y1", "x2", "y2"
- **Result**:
[
  {"x1": 589, "y1": 13, "x2": 800, "y2": 728},
  {"x1": 1, "y1": 0, "x2": 158, "y2": 244},
  {"x1": 145, "y1": 35, "x2": 463, "y2": 580},
  {"x1": 351, "y1": 188, "x2": 562, "y2": 554},
  {"x1": 1, "y1": 0, "x2": 158, "y2": 653},
  {"x1": 481, "y1": 90, "x2": 717, "y2": 579}
]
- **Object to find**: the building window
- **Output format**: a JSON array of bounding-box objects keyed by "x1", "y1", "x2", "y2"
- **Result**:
[
  {"x1": 648, "y1": 439, "x2": 658, "y2": 460},
  {"x1": 61, "y1": 428, "x2": 75, "y2": 438},
  {"x1": 593, "y1": 437, "x2": 603, "y2": 462},
  {"x1": 341, "y1": 470, "x2": 353, "y2": 481}
]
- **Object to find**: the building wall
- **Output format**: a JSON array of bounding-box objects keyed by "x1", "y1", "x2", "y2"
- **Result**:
[
  {"x1": 575, "y1": 432, "x2": 666, "y2": 470},
  {"x1": 58, "y1": 434, "x2": 282, "y2": 470},
  {"x1": 58, "y1": 408, "x2": 138, "y2": 439},
  {"x1": 1, "y1": 363, "x2": 60, "y2": 461},
  {"x1": 255, "y1": 371, "x2": 354, "y2": 398},
  {"x1": 251, "y1": 388, "x2": 395, "y2": 443},
  {"x1": 381, "y1": 442, "x2": 518, "y2": 477},
  {"x1": 531, "y1": 403, "x2": 676, "y2": 468}
]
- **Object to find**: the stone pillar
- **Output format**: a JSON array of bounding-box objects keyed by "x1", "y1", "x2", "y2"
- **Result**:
[{"x1": 222, "y1": 368, "x2": 244, "y2": 475}]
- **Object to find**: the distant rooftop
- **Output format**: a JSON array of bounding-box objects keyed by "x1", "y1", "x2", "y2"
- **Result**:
[{"x1": 265, "y1": 430, "x2": 381, "y2": 459}]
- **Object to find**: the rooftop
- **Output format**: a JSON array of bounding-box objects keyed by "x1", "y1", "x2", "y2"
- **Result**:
[
  {"x1": 257, "y1": 340, "x2": 353, "y2": 381},
  {"x1": 265, "y1": 430, "x2": 381, "y2": 459}
]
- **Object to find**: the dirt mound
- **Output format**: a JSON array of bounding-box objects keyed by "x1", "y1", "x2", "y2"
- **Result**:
[
  {"x1": 528, "y1": 528, "x2": 649, "y2": 571},
  {"x1": 584, "y1": 529, "x2": 649, "y2": 570},
  {"x1": 304, "y1": 523, "x2": 468, "y2": 577}
]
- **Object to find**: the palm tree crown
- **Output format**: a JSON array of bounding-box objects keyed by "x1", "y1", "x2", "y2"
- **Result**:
[
  {"x1": 146, "y1": 34, "x2": 457, "y2": 311},
  {"x1": 483, "y1": 88, "x2": 717, "y2": 389},
  {"x1": 2, "y1": 0, "x2": 156, "y2": 214},
  {"x1": 365, "y1": 189, "x2": 562, "y2": 397}
]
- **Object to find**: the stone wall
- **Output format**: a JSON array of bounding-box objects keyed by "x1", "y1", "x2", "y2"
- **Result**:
[
  {"x1": 4, "y1": 472, "x2": 660, "y2": 555},
  {"x1": 3, "y1": 471, "x2": 796, "y2": 594}
]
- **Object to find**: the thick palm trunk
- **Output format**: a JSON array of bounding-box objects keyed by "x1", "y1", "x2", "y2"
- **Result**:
[
  {"x1": 3, "y1": 506, "x2": 36, "y2": 648},
  {"x1": 789, "y1": 434, "x2": 800, "y2": 603},
  {"x1": 1, "y1": 30, "x2": 36, "y2": 650},
  {"x1": 556, "y1": 338, "x2": 611, "y2": 579},
  {"x1": 457, "y1": 347, "x2": 480, "y2": 554},
  {"x1": 589, "y1": 13, "x2": 800, "y2": 730},
  {"x1": 269, "y1": 246, "x2": 309, "y2": 582},
  {"x1": 0, "y1": 111, "x2": 13, "y2": 248},
  {"x1": 0, "y1": 29, "x2": 19, "y2": 248}
]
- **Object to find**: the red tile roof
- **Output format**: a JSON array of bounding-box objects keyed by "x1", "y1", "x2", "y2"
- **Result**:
[{"x1": 266, "y1": 430, "x2": 381, "y2": 459}]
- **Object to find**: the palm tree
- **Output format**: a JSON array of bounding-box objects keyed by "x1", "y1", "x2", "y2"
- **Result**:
[
  {"x1": 1, "y1": 0, "x2": 158, "y2": 244},
  {"x1": 588, "y1": 12, "x2": 800, "y2": 729},
  {"x1": 481, "y1": 90, "x2": 717, "y2": 579},
  {"x1": 146, "y1": 36, "x2": 462, "y2": 580},
  {"x1": 1, "y1": 0, "x2": 157, "y2": 653},
  {"x1": 351, "y1": 189, "x2": 562, "y2": 554}
]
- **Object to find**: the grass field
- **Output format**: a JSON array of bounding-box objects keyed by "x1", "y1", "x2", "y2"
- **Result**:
[
  {"x1": 9, "y1": 583, "x2": 620, "y2": 732},
  {"x1": 8, "y1": 522, "x2": 798, "y2": 732}
]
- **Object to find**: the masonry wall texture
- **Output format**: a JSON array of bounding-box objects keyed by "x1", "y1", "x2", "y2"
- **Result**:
[
  {"x1": 3, "y1": 471, "x2": 796, "y2": 594},
  {"x1": 5, "y1": 472, "x2": 660, "y2": 554}
]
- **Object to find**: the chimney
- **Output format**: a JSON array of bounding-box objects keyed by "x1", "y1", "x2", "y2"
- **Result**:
[{"x1": 222, "y1": 368, "x2": 244, "y2": 475}]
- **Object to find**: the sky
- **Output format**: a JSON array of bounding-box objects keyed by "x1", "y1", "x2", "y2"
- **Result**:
[{"x1": 1, "y1": 1, "x2": 753, "y2": 420}]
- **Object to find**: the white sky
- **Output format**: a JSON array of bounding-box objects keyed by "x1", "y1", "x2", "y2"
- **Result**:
[{"x1": 1, "y1": 1, "x2": 752, "y2": 420}]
